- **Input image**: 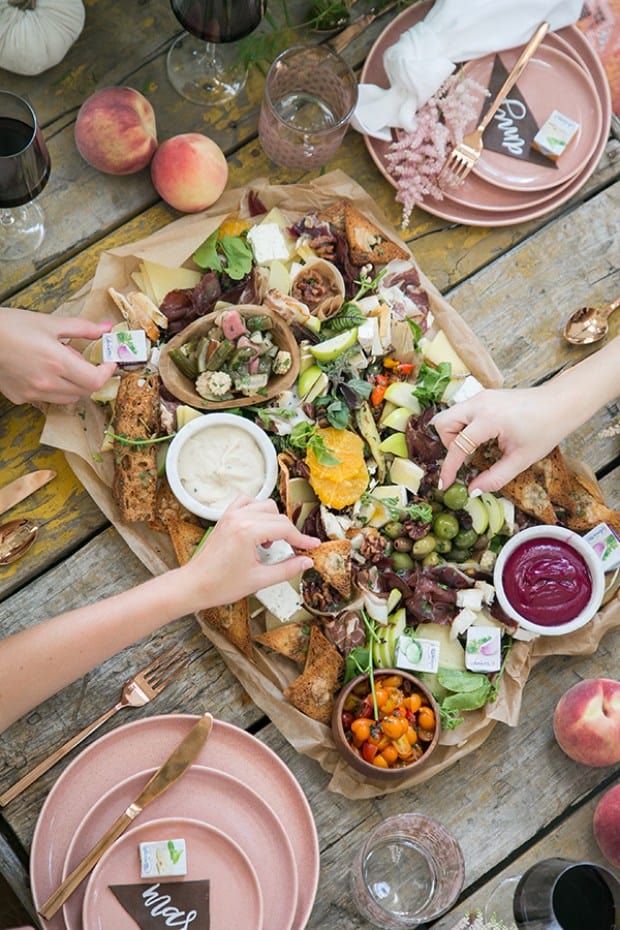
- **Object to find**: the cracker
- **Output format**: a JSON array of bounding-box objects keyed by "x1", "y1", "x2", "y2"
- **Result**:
[
  {"x1": 254, "y1": 622, "x2": 311, "y2": 666},
  {"x1": 200, "y1": 599, "x2": 253, "y2": 658}
]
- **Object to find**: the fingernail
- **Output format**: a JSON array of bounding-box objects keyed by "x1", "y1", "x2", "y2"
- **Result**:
[
  {"x1": 469, "y1": 488, "x2": 482, "y2": 498},
  {"x1": 300, "y1": 558, "x2": 314, "y2": 571},
  {"x1": 437, "y1": 478, "x2": 444, "y2": 491}
]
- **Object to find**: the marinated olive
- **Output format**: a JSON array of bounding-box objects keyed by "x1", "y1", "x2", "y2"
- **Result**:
[
  {"x1": 435, "y1": 538, "x2": 453, "y2": 554},
  {"x1": 432, "y1": 488, "x2": 445, "y2": 503},
  {"x1": 430, "y1": 500, "x2": 444, "y2": 515},
  {"x1": 383, "y1": 521, "x2": 405, "y2": 540},
  {"x1": 443, "y1": 482, "x2": 468, "y2": 511},
  {"x1": 391, "y1": 552, "x2": 415, "y2": 571},
  {"x1": 422, "y1": 552, "x2": 444, "y2": 567},
  {"x1": 454, "y1": 528, "x2": 478, "y2": 549},
  {"x1": 412, "y1": 535, "x2": 437, "y2": 558},
  {"x1": 432, "y1": 512, "x2": 459, "y2": 540},
  {"x1": 393, "y1": 536, "x2": 413, "y2": 553},
  {"x1": 449, "y1": 547, "x2": 473, "y2": 563}
]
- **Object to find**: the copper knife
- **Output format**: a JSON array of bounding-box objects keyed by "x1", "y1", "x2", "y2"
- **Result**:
[
  {"x1": 0, "y1": 469, "x2": 56, "y2": 516},
  {"x1": 38, "y1": 712, "x2": 214, "y2": 920}
]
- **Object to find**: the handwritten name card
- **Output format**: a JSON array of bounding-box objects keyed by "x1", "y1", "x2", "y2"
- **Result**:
[{"x1": 110, "y1": 881, "x2": 210, "y2": 930}]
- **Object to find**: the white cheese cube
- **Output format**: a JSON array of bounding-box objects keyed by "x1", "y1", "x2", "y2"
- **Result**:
[
  {"x1": 448, "y1": 375, "x2": 484, "y2": 406},
  {"x1": 450, "y1": 607, "x2": 479, "y2": 639},
  {"x1": 255, "y1": 581, "x2": 307, "y2": 624},
  {"x1": 474, "y1": 580, "x2": 495, "y2": 606},
  {"x1": 247, "y1": 224, "x2": 292, "y2": 264},
  {"x1": 256, "y1": 540, "x2": 295, "y2": 564},
  {"x1": 456, "y1": 588, "x2": 484, "y2": 611},
  {"x1": 357, "y1": 317, "x2": 383, "y2": 356},
  {"x1": 140, "y1": 839, "x2": 187, "y2": 878}
]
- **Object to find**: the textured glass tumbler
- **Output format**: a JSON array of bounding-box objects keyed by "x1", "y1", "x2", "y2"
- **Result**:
[
  {"x1": 350, "y1": 813, "x2": 465, "y2": 929},
  {"x1": 513, "y1": 858, "x2": 620, "y2": 930},
  {"x1": 258, "y1": 44, "x2": 358, "y2": 170}
]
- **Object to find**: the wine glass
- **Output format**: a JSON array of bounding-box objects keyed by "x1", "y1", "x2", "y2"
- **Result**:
[
  {"x1": 483, "y1": 859, "x2": 620, "y2": 929},
  {"x1": 0, "y1": 91, "x2": 51, "y2": 263},
  {"x1": 167, "y1": 0, "x2": 266, "y2": 106}
]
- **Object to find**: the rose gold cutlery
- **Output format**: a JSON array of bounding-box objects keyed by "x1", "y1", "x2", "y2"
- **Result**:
[
  {"x1": 439, "y1": 21, "x2": 549, "y2": 187},
  {"x1": 0, "y1": 469, "x2": 56, "y2": 515},
  {"x1": 38, "y1": 712, "x2": 214, "y2": 920},
  {"x1": 563, "y1": 296, "x2": 620, "y2": 345},
  {"x1": 328, "y1": 0, "x2": 402, "y2": 54},
  {"x1": 0, "y1": 645, "x2": 189, "y2": 807},
  {"x1": 0, "y1": 469, "x2": 56, "y2": 565}
]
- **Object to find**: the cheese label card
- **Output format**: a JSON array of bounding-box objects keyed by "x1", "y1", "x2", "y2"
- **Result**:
[
  {"x1": 465, "y1": 627, "x2": 501, "y2": 672},
  {"x1": 110, "y1": 880, "x2": 210, "y2": 930},
  {"x1": 102, "y1": 329, "x2": 149, "y2": 364},
  {"x1": 140, "y1": 838, "x2": 187, "y2": 878}
]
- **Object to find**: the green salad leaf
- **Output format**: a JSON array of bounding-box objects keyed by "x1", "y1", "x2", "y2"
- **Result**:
[
  {"x1": 192, "y1": 230, "x2": 253, "y2": 280},
  {"x1": 414, "y1": 361, "x2": 452, "y2": 407}
]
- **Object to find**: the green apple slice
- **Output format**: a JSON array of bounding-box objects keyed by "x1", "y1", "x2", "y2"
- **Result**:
[
  {"x1": 297, "y1": 364, "x2": 323, "y2": 397},
  {"x1": 387, "y1": 589, "x2": 403, "y2": 613},
  {"x1": 381, "y1": 406, "x2": 412, "y2": 432},
  {"x1": 303, "y1": 372, "x2": 329, "y2": 403},
  {"x1": 379, "y1": 433, "x2": 409, "y2": 457},
  {"x1": 481, "y1": 492, "x2": 505, "y2": 536},
  {"x1": 384, "y1": 381, "x2": 422, "y2": 413},
  {"x1": 309, "y1": 328, "x2": 358, "y2": 363},
  {"x1": 465, "y1": 495, "x2": 489, "y2": 534},
  {"x1": 389, "y1": 457, "x2": 425, "y2": 494}
]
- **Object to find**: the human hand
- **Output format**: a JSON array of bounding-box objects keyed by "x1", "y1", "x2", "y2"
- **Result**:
[
  {"x1": 432, "y1": 387, "x2": 567, "y2": 495},
  {"x1": 181, "y1": 496, "x2": 320, "y2": 611},
  {"x1": 0, "y1": 307, "x2": 117, "y2": 404}
]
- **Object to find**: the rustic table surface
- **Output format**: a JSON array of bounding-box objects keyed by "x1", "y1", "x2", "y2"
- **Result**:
[{"x1": 0, "y1": 1, "x2": 619, "y2": 928}]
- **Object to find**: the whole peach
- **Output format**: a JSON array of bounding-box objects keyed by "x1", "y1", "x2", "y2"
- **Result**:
[
  {"x1": 150, "y1": 133, "x2": 228, "y2": 213},
  {"x1": 593, "y1": 784, "x2": 620, "y2": 868},
  {"x1": 75, "y1": 87, "x2": 157, "y2": 175},
  {"x1": 553, "y1": 678, "x2": 620, "y2": 767}
]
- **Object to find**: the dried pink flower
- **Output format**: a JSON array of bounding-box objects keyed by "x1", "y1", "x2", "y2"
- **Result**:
[{"x1": 386, "y1": 71, "x2": 487, "y2": 226}]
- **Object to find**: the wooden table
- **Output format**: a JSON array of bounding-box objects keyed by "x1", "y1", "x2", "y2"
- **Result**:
[{"x1": 0, "y1": 2, "x2": 619, "y2": 927}]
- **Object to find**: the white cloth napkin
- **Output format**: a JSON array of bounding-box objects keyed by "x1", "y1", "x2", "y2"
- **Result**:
[{"x1": 353, "y1": 0, "x2": 583, "y2": 140}]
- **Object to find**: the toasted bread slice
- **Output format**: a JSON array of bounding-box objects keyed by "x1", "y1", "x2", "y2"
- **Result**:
[
  {"x1": 254, "y1": 622, "x2": 311, "y2": 666},
  {"x1": 304, "y1": 624, "x2": 334, "y2": 669},
  {"x1": 148, "y1": 479, "x2": 201, "y2": 534},
  {"x1": 304, "y1": 539, "x2": 351, "y2": 599},
  {"x1": 344, "y1": 203, "x2": 409, "y2": 265},
  {"x1": 561, "y1": 471, "x2": 620, "y2": 533},
  {"x1": 168, "y1": 520, "x2": 205, "y2": 567},
  {"x1": 316, "y1": 199, "x2": 348, "y2": 232},
  {"x1": 284, "y1": 637, "x2": 344, "y2": 724},
  {"x1": 112, "y1": 372, "x2": 160, "y2": 523},
  {"x1": 200, "y1": 598, "x2": 253, "y2": 658}
]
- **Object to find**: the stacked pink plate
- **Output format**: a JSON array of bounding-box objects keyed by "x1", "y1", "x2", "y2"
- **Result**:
[
  {"x1": 362, "y1": 2, "x2": 612, "y2": 227},
  {"x1": 30, "y1": 715, "x2": 319, "y2": 930}
]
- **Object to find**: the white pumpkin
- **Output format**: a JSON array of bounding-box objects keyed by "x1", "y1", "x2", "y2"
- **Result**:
[{"x1": 0, "y1": 0, "x2": 85, "y2": 76}]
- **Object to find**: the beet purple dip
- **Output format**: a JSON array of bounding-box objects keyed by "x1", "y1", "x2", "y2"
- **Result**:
[{"x1": 502, "y1": 538, "x2": 591, "y2": 626}]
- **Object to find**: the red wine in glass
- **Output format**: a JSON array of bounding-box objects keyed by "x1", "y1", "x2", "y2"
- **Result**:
[
  {"x1": 167, "y1": 0, "x2": 266, "y2": 105},
  {"x1": 0, "y1": 92, "x2": 51, "y2": 261}
]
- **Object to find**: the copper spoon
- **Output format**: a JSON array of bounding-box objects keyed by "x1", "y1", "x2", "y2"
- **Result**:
[
  {"x1": 0, "y1": 518, "x2": 39, "y2": 565},
  {"x1": 563, "y1": 297, "x2": 620, "y2": 345}
]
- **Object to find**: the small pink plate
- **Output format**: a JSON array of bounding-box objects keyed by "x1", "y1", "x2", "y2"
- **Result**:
[
  {"x1": 62, "y1": 766, "x2": 298, "y2": 930},
  {"x1": 81, "y1": 817, "x2": 263, "y2": 930},
  {"x1": 463, "y1": 45, "x2": 602, "y2": 191}
]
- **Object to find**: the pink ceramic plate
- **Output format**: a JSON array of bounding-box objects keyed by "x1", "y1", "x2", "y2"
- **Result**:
[
  {"x1": 81, "y1": 817, "x2": 263, "y2": 930},
  {"x1": 464, "y1": 45, "x2": 601, "y2": 191},
  {"x1": 31, "y1": 716, "x2": 319, "y2": 930},
  {"x1": 361, "y1": 5, "x2": 612, "y2": 226},
  {"x1": 62, "y1": 766, "x2": 298, "y2": 930}
]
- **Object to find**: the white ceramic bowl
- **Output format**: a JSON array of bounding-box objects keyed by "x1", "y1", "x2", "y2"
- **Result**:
[
  {"x1": 494, "y1": 525, "x2": 605, "y2": 636},
  {"x1": 165, "y1": 413, "x2": 278, "y2": 522}
]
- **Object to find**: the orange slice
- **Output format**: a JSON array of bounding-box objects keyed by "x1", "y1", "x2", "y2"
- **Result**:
[
  {"x1": 306, "y1": 427, "x2": 366, "y2": 482},
  {"x1": 310, "y1": 466, "x2": 369, "y2": 510}
]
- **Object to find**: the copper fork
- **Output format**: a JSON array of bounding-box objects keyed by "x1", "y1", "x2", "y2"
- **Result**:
[
  {"x1": 439, "y1": 21, "x2": 549, "y2": 188},
  {"x1": 0, "y1": 645, "x2": 189, "y2": 806}
]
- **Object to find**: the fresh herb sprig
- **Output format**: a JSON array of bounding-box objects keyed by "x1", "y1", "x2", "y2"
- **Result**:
[
  {"x1": 107, "y1": 431, "x2": 174, "y2": 448},
  {"x1": 360, "y1": 492, "x2": 433, "y2": 523},
  {"x1": 413, "y1": 361, "x2": 451, "y2": 407},
  {"x1": 344, "y1": 608, "x2": 380, "y2": 719},
  {"x1": 285, "y1": 421, "x2": 341, "y2": 466}
]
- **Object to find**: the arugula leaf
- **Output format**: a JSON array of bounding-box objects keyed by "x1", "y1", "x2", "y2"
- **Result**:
[
  {"x1": 219, "y1": 235, "x2": 253, "y2": 280},
  {"x1": 413, "y1": 361, "x2": 452, "y2": 407},
  {"x1": 192, "y1": 228, "x2": 223, "y2": 272},
  {"x1": 327, "y1": 302, "x2": 366, "y2": 333}
]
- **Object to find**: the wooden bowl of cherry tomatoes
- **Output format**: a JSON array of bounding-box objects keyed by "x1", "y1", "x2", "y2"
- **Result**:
[{"x1": 332, "y1": 670, "x2": 440, "y2": 781}]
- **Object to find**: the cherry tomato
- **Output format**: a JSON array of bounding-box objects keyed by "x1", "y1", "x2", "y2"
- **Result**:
[
  {"x1": 381, "y1": 744, "x2": 399, "y2": 765},
  {"x1": 404, "y1": 693, "x2": 422, "y2": 713},
  {"x1": 382, "y1": 715, "x2": 408, "y2": 739},
  {"x1": 362, "y1": 741, "x2": 378, "y2": 763},
  {"x1": 350, "y1": 717, "x2": 372, "y2": 742},
  {"x1": 374, "y1": 688, "x2": 389, "y2": 709},
  {"x1": 418, "y1": 708, "x2": 436, "y2": 731},
  {"x1": 372, "y1": 754, "x2": 389, "y2": 768}
]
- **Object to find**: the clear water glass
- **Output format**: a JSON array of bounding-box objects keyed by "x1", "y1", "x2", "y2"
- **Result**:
[
  {"x1": 350, "y1": 813, "x2": 465, "y2": 929},
  {"x1": 258, "y1": 44, "x2": 358, "y2": 170}
]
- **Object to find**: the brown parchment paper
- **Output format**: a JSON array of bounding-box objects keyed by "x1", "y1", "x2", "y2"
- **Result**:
[{"x1": 40, "y1": 171, "x2": 620, "y2": 798}]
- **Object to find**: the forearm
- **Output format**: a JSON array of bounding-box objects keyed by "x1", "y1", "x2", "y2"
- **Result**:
[
  {"x1": 541, "y1": 336, "x2": 620, "y2": 434},
  {"x1": 0, "y1": 567, "x2": 192, "y2": 731}
]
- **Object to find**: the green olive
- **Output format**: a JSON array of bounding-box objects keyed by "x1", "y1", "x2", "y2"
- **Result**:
[
  {"x1": 391, "y1": 552, "x2": 415, "y2": 571},
  {"x1": 432, "y1": 488, "x2": 445, "y2": 503},
  {"x1": 432, "y1": 512, "x2": 460, "y2": 540},
  {"x1": 454, "y1": 528, "x2": 478, "y2": 549},
  {"x1": 383, "y1": 521, "x2": 405, "y2": 540},
  {"x1": 422, "y1": 552, "x2": 444, "y2": 567},
  {"x1": 449, "y1": 547, "x2": 473, "y2": 563},
  {"x1": 412, "y1": 534, "x2": 437, "y2": 558},
  {"x1": 435, "y1": 538, "x2": 453, "y2": 554},
  {"x1": 430, "y1": 500, "x2": 444, "y2": 515},
  {"x1": 443, "y1": 482, "x2": 468, "y2": 511},
  {"x1": 393, "y1": 536, "x2": 413, "y2": 553}
]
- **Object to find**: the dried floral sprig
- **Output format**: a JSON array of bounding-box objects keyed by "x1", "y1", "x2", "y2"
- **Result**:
[
  {"x1": 449, "y1": 911, "x2": 516, "y2": 930},
  {"x1": 385, "y1": 71, "x2": 487, "y2": 226},
  {"x1": 598, "y1": 418, "x2": 620, "y2": 438}
]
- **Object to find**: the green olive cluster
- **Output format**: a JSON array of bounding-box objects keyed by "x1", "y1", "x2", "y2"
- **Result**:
[{"x1": 381, "y1": 483, "x2": 481, "y2": 571}]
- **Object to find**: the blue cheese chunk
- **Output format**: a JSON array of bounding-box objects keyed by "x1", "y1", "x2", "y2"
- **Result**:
[
  {"x1": 255, "y1": 580, "x2": 307, "y2": 624},
  {"x1": 140, "y1": 839, "x2": 187, "y2": 878}
]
